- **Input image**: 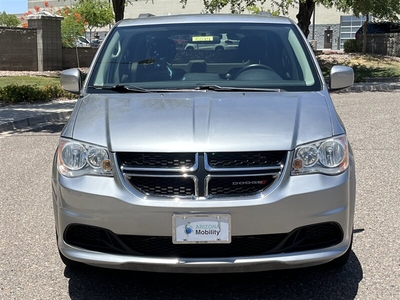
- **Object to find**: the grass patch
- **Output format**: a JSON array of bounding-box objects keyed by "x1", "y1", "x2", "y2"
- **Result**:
[
  {"x1": 318, "y1": 54, "x2": 400, "y2": 82},
  {"x1": 0, "y1": 76, "x2": 60, "y2": 88},
  {"x1": 0, "y1": 75, "x2": 77, "y2": 104}
]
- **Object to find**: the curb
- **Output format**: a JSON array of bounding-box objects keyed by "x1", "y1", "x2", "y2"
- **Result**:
[
  {"x1": 0, "y1": 83, "x2": 398, "y2": 133},
  {"x1": 0, "y1": 111, "x2": 72, "y2": 133},
  {"x1": 340, "y1": 82, "x2": 400, "y2": 93}
]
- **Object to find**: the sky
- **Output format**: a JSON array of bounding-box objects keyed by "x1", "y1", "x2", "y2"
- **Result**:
[{"x1": 0, "y1": 0, "x2": 27, "y2": 14}]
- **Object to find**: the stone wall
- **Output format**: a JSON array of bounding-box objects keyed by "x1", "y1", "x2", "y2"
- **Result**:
[
  {"x1": 367, "y1": 33, "x2": 400, "y2": 57},
  {"x1": 0, "y1": 27, "x2": 38, "y2": 71},
  {"x1": 308, "y1": 24, "x2": 341, "y2": 50}
]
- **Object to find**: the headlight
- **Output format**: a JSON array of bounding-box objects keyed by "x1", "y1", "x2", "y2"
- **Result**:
[
  {"x1": 57, "y1": 138, "x2": 113, "y2": 177},
  {"x1": 291, "y1": 135, "x2": 349, "y2": 175}
]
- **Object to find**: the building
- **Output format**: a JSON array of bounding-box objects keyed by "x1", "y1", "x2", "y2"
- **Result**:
[{"x1": 28, "y1": 0, "x2": 366, "y2": 50}]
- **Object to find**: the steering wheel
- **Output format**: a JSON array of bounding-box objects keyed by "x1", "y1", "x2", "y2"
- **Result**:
[{"x1": 234, "y1": 64, "x2": 275, "y2": 79}]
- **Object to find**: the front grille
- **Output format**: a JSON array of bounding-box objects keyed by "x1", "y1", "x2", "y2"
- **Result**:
[
  {"x1": 117, "y1": 151, "x2": 287, "y2": 199},
  {"x1": 64, "y1": 222, "x2": 343, "y2": 258},
  {"x1": 207, "y1": 151, "x2": 285, "y2": 168},
  {"x1": 118, "y1": 152, "x2": 196, "y2": 169},
  {"x1": 128, "y1": 176, "x2": 195, "y2": 197},
  {"x1": 207, "y1": 175, "x2": 276, "y2": 196}
]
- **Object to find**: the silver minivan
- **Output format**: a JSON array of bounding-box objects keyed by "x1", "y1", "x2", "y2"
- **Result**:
[{"x1": 53, "y1": 13, "x2": 356, "y2": 273}]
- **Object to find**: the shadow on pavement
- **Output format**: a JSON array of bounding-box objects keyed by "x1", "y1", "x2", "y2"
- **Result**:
[
  {"x1": 64, "y1": 251, "x2": 362, "y2": 300},
  {"x1": 2, "y1": 122, "x2": 66, "y2": 135},
  {"x1": 25, "y1": 122, "x2": 66, "y2": 133}
]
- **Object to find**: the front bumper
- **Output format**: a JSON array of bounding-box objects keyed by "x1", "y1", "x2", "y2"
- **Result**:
[
  {"x1": 60, "y1": 244, "x2": 350, "y2": 273},
  {"x1": 52, "y1": 161, "x2": 355, "y2": 273}
]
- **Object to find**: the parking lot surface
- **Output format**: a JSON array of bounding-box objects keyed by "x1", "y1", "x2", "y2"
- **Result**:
[{"x1": 0, "y1": 91, "x2": 399, "y2": 299}]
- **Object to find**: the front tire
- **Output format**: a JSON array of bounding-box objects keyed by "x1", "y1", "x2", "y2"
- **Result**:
[
  {"x1": 58, "y1": 250, "x2": 85, "y2": 269},
  {"x1": 56, "y1": 231, "x2": 85, "y2": 269},
  {"x1": 325, "y1": 234, "x2": 353, "y2": 269}
]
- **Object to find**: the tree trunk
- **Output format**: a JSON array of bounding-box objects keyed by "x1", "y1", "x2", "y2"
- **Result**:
[
  {"x1": 362, "y1": 15, "x2": 368, "y2": 54},
  {"x1": 296, "y1": 0, "x2": 315, "y2": 38},
  {"x1": 112, "y1": 0, "x2": 125, "y2": 22}
]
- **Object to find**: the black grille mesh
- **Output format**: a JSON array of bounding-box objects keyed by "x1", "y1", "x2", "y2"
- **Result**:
[
  {"x1": 127, "y1": 176, "x2": 195, "y2": 196},
  {"x1": 65, "y1": 223, "x2": 343, "y2": 258},
  {"x1": 208, "y1": 175, "x2": 275, "y2": 196},
  {"x1": 118, "y1": 152, "x2": 196, "y2": 169},
  {"x1": 207, "y1": 151, "x2": 286, "y2": 168}
]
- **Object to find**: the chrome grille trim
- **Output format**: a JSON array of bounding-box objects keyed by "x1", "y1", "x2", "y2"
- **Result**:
[{"x1": 117, "y1": 151, "x2": 288, "y2": 199}]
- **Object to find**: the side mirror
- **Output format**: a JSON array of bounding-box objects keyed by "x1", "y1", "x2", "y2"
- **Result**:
[
  {"x1": 61, "y1": 68, "x2": 82, "y2": 95},
  {"x1": 329, "y1": 65, "x2": 354, "y2": 91}
]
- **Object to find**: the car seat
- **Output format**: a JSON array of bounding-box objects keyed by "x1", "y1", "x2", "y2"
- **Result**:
[
  {"x1": 233, "y1": 36, "x2": 281, "y2": 81},
  {"x1": 225, "y1": 36, "x2": 267, "y2": 79},
  {"x1": 238, "y1": 36, "x2": 266, "y2": 64},
  {"x1": 134, "y1": 37, "x2": 177, "y2": 82}
]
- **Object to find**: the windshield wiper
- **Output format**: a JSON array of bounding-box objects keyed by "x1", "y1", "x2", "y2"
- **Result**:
[
  {"x1": 195, "y1": 85, "x2": 282, "y2": 92},
  {"x1": 89, "y1": 85, "x2": 151, "y2": 93}
]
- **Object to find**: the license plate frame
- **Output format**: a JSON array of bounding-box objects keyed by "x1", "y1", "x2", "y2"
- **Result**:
[{"x1": 172, "y1": 213, "x2": 231, "y2": 244}]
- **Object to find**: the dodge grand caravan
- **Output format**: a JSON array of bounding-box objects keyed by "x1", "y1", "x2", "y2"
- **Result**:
[{"x1": 52, "y1": 13, "x2": 356, "y2": 273}]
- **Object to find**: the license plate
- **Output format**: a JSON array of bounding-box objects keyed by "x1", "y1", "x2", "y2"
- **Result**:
[{"x1": 172, "y1": 214, "x2": 231, "y2": 244}]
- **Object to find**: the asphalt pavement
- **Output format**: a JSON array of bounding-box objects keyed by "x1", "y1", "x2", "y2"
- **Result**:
[
  {"x1": 0, "y1": 99, "x2": 77, "y2": 133},
  {"x1": 0, "y1": 80, "x2": 400, "y2": 133},
  {"x1": 1, "y1": 91, "x2": 399, "y2": 299}
]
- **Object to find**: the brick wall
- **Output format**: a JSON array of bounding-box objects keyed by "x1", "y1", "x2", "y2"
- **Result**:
[
  {"x1": 62, "y1": 48, "x2": 97, "y2": 69},
  {"x1": 0, "y1": 26, "x2": 399, "y2": 72},
  {"x1": 0, "y1": 27, "x2": 38, "y2": 71},
  {"x1": 27, "y1": 15, "x2": 64, "y2": 71}
]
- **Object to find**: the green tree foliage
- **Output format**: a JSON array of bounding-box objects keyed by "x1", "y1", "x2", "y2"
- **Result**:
[
  {"x1": 58, "y1": 0, "x2": 114, "y2": 47},
  {"x1": 0, "y1": 11, "x2": 21, "y2": 27},
  {"x1": 343, "y1": 38, "x2": 361, "y2": 53},
  {"x1": 57, "y1": 6, "x2": 87, "y2": 47},
  {"x1": 75, "y1": 0, "x2": 114, "y2": 39},
  {"x1": 180, "y1": 0, "x2": 267, "y2": 14},
  {"x1": 180, "y1": 0, "x2": 400, "y2": 41}
]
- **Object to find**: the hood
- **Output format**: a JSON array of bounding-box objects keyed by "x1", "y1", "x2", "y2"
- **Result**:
[{"x1": 70, "y1": 91, "x2": 335, "y2": 152}]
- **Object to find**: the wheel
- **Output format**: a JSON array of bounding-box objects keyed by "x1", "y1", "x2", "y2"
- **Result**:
[
  {"x1": 56, "y1": 231, "x2": 85, "y2": 269},
  {"x1": 234, "y1": 64, "x2": 275, "y2": 79},
  {"x1": 215, "y1": 46, "x2": 224, "y2": 51},
  {"x1": 58, "y1": 250, "x2": 85, "y2": 269}
]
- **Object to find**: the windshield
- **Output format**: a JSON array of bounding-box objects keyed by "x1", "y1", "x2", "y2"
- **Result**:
[{"x1": 88, "y1": 22, "x2": 321, "y2": 92}]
